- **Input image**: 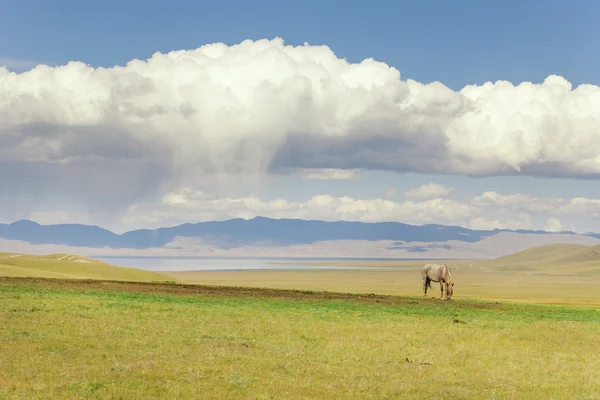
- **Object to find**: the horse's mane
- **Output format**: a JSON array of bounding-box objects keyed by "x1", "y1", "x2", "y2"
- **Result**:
[{"x1": 444, "y1": 264, "x2": 453, "y2": 283}]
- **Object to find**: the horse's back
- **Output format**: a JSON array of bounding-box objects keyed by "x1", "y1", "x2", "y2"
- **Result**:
[
  {"x1": 422, "y1": 263, "x2": 446, "y2": 282},
  {"x1": 421, "y1": 263, "x2": 434, "y2": 279}
]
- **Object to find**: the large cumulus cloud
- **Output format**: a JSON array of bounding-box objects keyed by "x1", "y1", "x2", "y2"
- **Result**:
[
  {"x1": 4, "y1": 38, "x2": 600, "y2": 177},
  {"x1": 2, "y1": 37, "x2": 600, "y2": 223}
]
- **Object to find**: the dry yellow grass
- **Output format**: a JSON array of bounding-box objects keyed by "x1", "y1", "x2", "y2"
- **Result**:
[
  {"x1": 169, "y1": 259, "x2": 600, "y2": 307},
  {"x1": 0, "y1": 252, "x2": 170, "y2": 282},
  {"x1": 473, "y1": 243, "x2": 600, "y2": 275}
]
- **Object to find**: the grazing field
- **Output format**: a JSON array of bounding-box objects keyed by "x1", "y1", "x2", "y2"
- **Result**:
[
  {"x1": 0, "y1": 253, "x2": 170, "y2": 282},
  {"x1": 169, "y1": 259, "x2": 600, "y2": 306},
  {"x1": 1, "y1": 277, "x2": 600, "y2": 399}
]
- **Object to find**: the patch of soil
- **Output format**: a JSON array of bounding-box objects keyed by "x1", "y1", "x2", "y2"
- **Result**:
[{"x1": 0, "y1": 277, "x2": 508, "y2": 311}]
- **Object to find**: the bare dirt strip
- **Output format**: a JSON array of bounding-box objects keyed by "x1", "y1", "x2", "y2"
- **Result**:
[{"x1": 0, "y1": 276, "x2": 506, "y2": 311}]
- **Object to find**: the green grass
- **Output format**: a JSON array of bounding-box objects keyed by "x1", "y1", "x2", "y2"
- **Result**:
[
  {"x1": 1, "y1": 278, "x2": 599, "y2": 399},
  {"x1": 0, "y1": 252, "x2": 171, "y2": 282}
]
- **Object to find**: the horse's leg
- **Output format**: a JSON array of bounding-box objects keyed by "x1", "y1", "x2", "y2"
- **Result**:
[
  {"x1": 440, "y1": 282, "x2": 444, "y2": 299},
  {"x1": 423, "y1": 278, "x2": 429, "y2": 297}
]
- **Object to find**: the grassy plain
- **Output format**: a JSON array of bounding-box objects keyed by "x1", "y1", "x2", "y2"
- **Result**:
[
  {"x1": 0, "y1": 253, "x2": 170, "y2": 282},
  {"x1": 169, "y1": 255, "x2": 600, "y2": 306},
  {"x1": 3, "y1": 245, "x2": 600, "y2": 398},
  {"x1": 1, "y1": 277, "x2": 600, "y2": 399}
]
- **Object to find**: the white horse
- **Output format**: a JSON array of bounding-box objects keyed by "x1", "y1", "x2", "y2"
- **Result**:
[{"x1": 421, "y1": 263, "x2": 454, "y2": 300}]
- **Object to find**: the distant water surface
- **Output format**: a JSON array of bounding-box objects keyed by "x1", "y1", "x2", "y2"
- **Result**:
[{"x1": 94, "y1": 256, "x2": 436, "y2": 272}]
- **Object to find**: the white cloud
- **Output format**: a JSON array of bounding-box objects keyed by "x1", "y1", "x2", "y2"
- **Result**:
[
  {"x1": 472, "y1": 191, "x2": 600, "y2": 218},
  {"x1": 472, "y1": 191, "x2": 533, "y2": 206},
  {"x1": 6, "y1": 176, "x2": 600, "y2": 234},
  {"x1": 3, "y1": 37, "x2": 600, "y2": 227},
  {"x1": 404, "y1": 183, "x2": 455, "y2": 199},
  {"x1": 545, "y1": 217, "x2": 564, "y2": 232},
  {"x1": 2, "y1": 39, "x2": 600, "y2": 178},
  {"x1": 299, "y1": 168, "x2": 358, "y2": 180},
  {"x1": 118, "y1": 189, "x2": 474, "y2": 230},
  {"x1": 558, "y1": 197, "x2": 600, "y2": 217},
  {"x1": 468, "y1": 215, "x2": 533, "y2": 231},
  {"x1": 104, "y1": 185, "x2": 600, "y2": 233}
]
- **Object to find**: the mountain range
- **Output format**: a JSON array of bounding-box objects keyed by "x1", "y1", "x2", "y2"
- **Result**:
[
  {"x1": 0, "y1": 217, "x2": 591, "y2": 249},
  {"x1": 1, "y1": 217, "x2": 600, "y2": 260}
]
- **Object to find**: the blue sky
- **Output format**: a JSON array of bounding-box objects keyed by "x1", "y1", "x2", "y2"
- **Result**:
[
  {"x1": 2, "y1": 0, "x2": 600, "y2": 233},
  {"x1": 3, "y1": 0, "x2": 599, "y2": 89}
]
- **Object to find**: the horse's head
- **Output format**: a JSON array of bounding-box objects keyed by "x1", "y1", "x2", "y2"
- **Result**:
[{"x1": 445, "y1": 282, "x2": 454, "y2": 300}]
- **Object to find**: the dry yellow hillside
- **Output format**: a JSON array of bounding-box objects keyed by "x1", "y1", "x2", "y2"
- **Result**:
[
  {"x1": 0, "y1": 252, "x2": 172, "y2": 282},
  {"x1": 473, "y1": 243, "x2": 600, "y2": 275}
]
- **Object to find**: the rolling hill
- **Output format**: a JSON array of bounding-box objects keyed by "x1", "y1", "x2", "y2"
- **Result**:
[
  {"x1": 0, "y1": 252, "x2": 172, "y2": 282},
  {"x1": 473, "y1": 244, "x2": 600, "y2": 275}
]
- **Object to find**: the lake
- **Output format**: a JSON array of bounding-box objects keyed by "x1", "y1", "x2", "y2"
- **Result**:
[{"x1": 94, "y1": 256, "x2": 431, "y2": 272}]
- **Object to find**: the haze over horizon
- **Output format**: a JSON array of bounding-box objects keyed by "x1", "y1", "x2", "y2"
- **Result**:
[{"x1": 2, "y1": 0, "x2": 600, "y2": 235}]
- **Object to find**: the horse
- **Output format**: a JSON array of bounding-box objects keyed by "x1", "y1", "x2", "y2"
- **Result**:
[{"x1": 421, "y1": 263, "x2": 454, "y2": 300}]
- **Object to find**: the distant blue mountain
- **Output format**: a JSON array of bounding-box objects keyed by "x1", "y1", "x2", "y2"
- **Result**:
[
  {"x1": 0, "y1": 216, "x2": 583, "y2": 250},
  {"x1": 0, "y1": 220, "x2": 121, "y2": 247}
]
